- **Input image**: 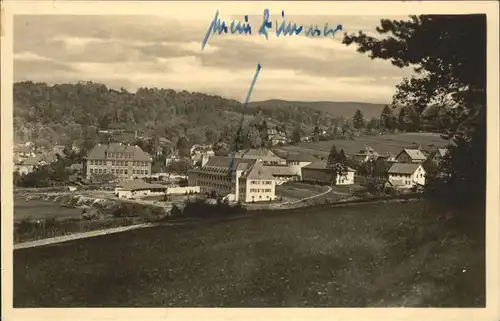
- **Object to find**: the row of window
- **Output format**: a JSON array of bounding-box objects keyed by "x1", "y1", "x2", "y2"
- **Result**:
[
  {"x1": 107, "y1": 152, "x2": 132, "y2": 159},
  {"x1": 249, "y1": 180, "x2": 272, "y2": 185},
  {"x1": 390, "y1": 174, "x2": 424, "y2": 178},
  {"x1": 90, "y1": 168, "x2": 149, "y2": 175},
  {"x1": 198, "y1": 180, "x2": 230, "y2": 190},
  {"x1": 89, "y1": 160, "x2": 150, "y2": 166},
  {"x1": 249, "y1": 188, "x2": 272, "y2": 193},
  {"x1": 197, "y1": 174, "x2": 231, "y2": 182}
]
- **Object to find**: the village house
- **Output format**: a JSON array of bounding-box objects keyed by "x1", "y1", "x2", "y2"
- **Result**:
[
  {"x1": 429, "y1": 148, "x2": 448, "y2": 165},
  {"x1": 13, "y1": 143, "x2": 34, "y2": 162},
  {"x1": 283, "y1": 152, "x2": 318, "y2": 180},
  {"x1": 188, "y1": 156, "x2": 277, "y2": 203},
  {"x1": 353, "y1": 147, "x2": 380, "y2": 163},
  {"x1": 114, "y1": 178, "x2": 167, "y2": 199},
  {"x1": 301, "y1": 162, "x2": 356, "y2": 185},
  {"x1": 191, "y1": 145, "x2": 215, "y2": 166},
  {"x1": 14, "y1": 156, "x2": 38, "y2": 175},
  {"x1": 83, "y1": 143, "x2": 152, "y2": 181},
  {"x1": 386, "y1": 163, "x2": 426, "y2": 189},
  {"x1": 165, "y1": 150, "x2": 180, "y2": 166},
  {"x1": 395, "y1": 149, "x2": 427, "y2": 164},
  {"x1": 377, "y1": 153, "x2": 398, "y2": 163}
]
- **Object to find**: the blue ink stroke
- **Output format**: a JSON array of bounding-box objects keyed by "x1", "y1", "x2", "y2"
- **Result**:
[
  {"x1": 229, "y1": 64, "x2": 263, "y2": 172},
  {"x1": 202, "y1": 11, "x2": 252, "y2": 50},
  {"x1": 276, "y1": 11, "x2": 303, "y2": 37},
  {"x1": 202, "y1": 10, "x2": 228, "y2": 51},
  {"x1": 324, "y1": 23, "x2": 343, "y2": 38},
  {"x1": 258, "y1": 9, "x2": 272, "y2": 40}
]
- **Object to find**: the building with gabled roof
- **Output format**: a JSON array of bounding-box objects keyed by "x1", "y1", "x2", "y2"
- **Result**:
[
  {"x1": 395, "y1": 149, "x2": 427, "y2": 164},
  {"x1": 234, "y1": 148, "x2": 286, "y2": 165},
  {"x1": 114, "y1": 178, "x2": 167, "y2": 199},
  {"x1": 387, "y1": 163, "x2": 426, "y2": 188},
  {"x1": 83, "y1": 143, "x2": 152, "y2": 181},
  {"x1": 429, "y1": 148, "x2": 448, "y2": 165},
  {"x1": 301, "y1": 161, "x2": 356, "y2": 185},
  {"x1": 282, "y1": 151, "x2": 318, "y2": 180},
  {"x1": 188, "y1": 156, "x2": 277, "y2": 203},
  {"x1": 353, "y1": 147, "x2": 380, "y2": 163}
]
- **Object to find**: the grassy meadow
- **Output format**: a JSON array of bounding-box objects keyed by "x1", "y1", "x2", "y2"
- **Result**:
[
  {"x1": 14, "y1": 198, "x2": 83, "y2": 223},
  {"x1": 279, "y1": 132, "x2": 448, "y2": 157},
  {"x1": 14, "y1": 200, "x2": 484, "y2": 307}
]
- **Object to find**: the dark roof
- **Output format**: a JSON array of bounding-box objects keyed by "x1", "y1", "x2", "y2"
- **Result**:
[
  {"x1": 241, "y1": 162, "x2": 275, "y2": 180},
  {"x1": 397, "y1": 149, "x2": 427, "y2": 161},
  {"x1": 388, "y1": 163, "x2": 423, "y2": 174},
  {"x1": 285, "y1": 152, "x2": 317, "y2": 162},
  {"x1": 21, "y1": 157, "x2": 38, "y2": 166},
  {"x1": 119, "y1": 179, "x2": 167, "y2": 191},
  {"x1": 303, "y1": 162, "x2": 354, "y2": 172},
  {"x1": 86, "y1": 143, "x2": 151, "y2": 162},
  {"x1": 204, "y1": 156, "x2": 256, "y2": 169},
  {"x1": 264, "y1": 165, "x2": 296, "y2": 176}
]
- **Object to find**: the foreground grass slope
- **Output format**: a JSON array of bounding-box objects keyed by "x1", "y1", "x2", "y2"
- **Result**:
[{"x1": 14, "y1": 200, "x2": 484, "y2": 307}]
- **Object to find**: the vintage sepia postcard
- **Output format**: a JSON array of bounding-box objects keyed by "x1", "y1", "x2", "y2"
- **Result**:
[{"x1": 1, "y1": 1, "x2": 499, "y2": 321}]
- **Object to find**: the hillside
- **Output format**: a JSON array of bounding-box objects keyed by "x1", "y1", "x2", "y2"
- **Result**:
[
  {"x1": 248, "y1": 100, "x2": 387, "y2": 119},
  {"x1": 13, "y1": 82, "x2": 342, "y2": 151}
]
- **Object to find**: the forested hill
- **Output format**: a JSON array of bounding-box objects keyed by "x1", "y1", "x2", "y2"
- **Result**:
[
  {"x1": 13, "y1": 81, "x2": 345, "y2": 149},
  {"x1": 248, "y1": 100, "x2": 387, "y2": 119}
]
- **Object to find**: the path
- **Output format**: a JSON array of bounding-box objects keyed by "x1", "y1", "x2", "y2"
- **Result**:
[
  {"x1": 14, "y1": 223, "x2": 155, "y2": 250},
  {"x1": 289, "y1": 186, "x2": 333, "y2": 205}
]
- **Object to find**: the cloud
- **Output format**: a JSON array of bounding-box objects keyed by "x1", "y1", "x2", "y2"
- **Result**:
[{"x1": 13, "y1": 14, "x2": 415, "y2": 103}]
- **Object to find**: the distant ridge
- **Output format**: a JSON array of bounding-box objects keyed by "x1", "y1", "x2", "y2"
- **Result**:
[{"x1": 248, "y1": 99, "x2": 387, "y2": 119}]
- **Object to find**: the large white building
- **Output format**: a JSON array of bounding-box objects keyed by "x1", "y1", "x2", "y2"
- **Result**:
[
  {"x1": 387, "y1": 163, "x2": 426, "y2": 189},
  {"x1": 188, "y1": 156, "x2": 277, "y2": 203}
]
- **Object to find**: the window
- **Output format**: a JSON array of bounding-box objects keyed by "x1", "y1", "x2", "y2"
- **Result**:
[
  {"x1": 111, "y1": 169, "x2": 115, "y2": 174},
  {"x1": 145, "y1": 170, "x2": 148, "y2": 175},
  {"x1": 90, "y1": 169, "x2": 94, "y2": 173},
  {"x1": 124, "y1": 170, "x2": 128, "y2": 175},
  {"x1": 98, "y1": 169, "x2": 102, "y2": 174}
]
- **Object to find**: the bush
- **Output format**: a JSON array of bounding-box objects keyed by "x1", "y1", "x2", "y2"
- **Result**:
[
  {"x1": 81, "y1": 207, "x2": 103, "y2": 220},
  {"x1": 170, "y1": 198, "x2": 246, "y2": 219}
]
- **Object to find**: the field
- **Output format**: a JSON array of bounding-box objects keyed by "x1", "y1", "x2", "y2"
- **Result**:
[
  {"x1": 279, "y1": 133, "x2": 448, "y2": 157},
  {"x1": 14, "y1": 200, "x2": 485, "y2": 307},
  {"x1": 14, "y1": 198, "x2": 83, "y2": 223}
]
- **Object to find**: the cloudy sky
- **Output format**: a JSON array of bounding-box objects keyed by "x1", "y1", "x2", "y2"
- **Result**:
[{"x1": 14, "y1": 13, "x2": 414, "y2": 104}]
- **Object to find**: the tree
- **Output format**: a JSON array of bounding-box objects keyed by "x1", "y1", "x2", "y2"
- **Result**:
[
  {"x1": 326, "y1": 144, "x2": 348, "y2": 186},
  {"x1": 313, "y1": 125, "x2": 321, "y2": 142},
  {"x1": 366, "y1": 117, "x2": 380, "y2": 130},
  {"x1": 246, "y1": 126, "x2": 262, "y2": 148},
  {"x1": 344, "y1": 14, "x2": 486, "y2": 206},
  {"x1": 291, "y1": 125, "x2": 302, "y2": 145},
  {"x1": 380, "y1": 105, "x2": 396, "y2": 130},
  {"x1": 352, "y1": 109, "x2": 365, "y2": 129}
]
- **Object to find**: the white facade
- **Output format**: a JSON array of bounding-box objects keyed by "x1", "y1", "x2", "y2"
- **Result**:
[
  {"x1": 336, "y1": 170, "x2": 355, "y2": 185},
  {"x1": 239, "y1": 178, "x2": 276, "y2": 203},
  {"x1": 388, "y1": 164, "x2": 426, "y2": 188}
]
